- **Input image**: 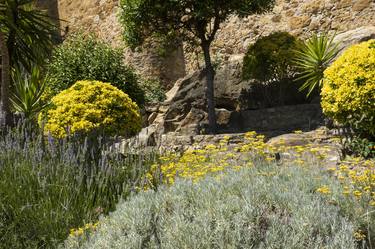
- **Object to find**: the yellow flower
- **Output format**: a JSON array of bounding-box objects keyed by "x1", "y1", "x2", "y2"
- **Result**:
[
  {"x1": 353, "y1": 190, "x2": 362, "y2": 198},
  {"x1": 316, "y1": 186, "x2": 331, "y2": 194},
  {"x1": 354, "y1": 230, "x2": 366, "y2": 241}
]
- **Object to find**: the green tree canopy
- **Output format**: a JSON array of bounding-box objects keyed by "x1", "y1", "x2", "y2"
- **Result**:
[{"x1": 119, "y1": 0, "x2": 275, "y2": 133}]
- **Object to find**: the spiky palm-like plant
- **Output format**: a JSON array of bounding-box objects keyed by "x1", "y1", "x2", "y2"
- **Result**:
[
  {"x1": 0, "y1": 0, "x2": 56, "y2": 70},
  {"x1": 0, "y1": 0, "x2": 55, "y2": 127},
  {"x1": 10, "y1": 66, "x2": 48, "y2": 122},
  {"x1": 294, "y1": 33, "x2": 340, "y2": 96}
]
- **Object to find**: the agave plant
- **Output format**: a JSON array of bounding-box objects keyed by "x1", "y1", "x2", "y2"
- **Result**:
[
  {"x1": 294, "y1": 33, "x2": 340, "y2": 96},
  {"x1": 10, "y1": 66, "x2": 49, "y2": 122}
]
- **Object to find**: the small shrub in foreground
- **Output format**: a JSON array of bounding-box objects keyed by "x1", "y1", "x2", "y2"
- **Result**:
[
  {"x1": 40, "y1": 80, "x2": 141, "y2": 138},
  {"x1": 64, "y1": 164, "x2": 358, "y2": 249}
]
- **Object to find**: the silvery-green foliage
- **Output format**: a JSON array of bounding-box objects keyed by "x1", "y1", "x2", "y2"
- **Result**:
[{"x1": 65, "y1": 165, "x2": 357, "y2": 249}]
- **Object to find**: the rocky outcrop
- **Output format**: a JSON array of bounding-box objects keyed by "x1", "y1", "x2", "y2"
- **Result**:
[
  {"x1": 334, "y1": 26, "x2": 375, "y2": 52},
  {"x1": 133, "y1": 58, "x2": 323, "y2": 150},
  {"x1": 267, "y1": 127, "x2": 342, "y2": 168}
]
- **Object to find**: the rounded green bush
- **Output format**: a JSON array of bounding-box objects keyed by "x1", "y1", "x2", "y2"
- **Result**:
[
  {"x1": 64, "y1": 165, "x2": 357, "y2": 249},
  {"x1": 46, "y1": 34, "x2": 145, "y2": 105},
  {"x1": 321, "y1": 40, "x2": 375, "y2": 136},
  {"x1": 40, "y1": 80, "x2": 141, "y2": 138},
  {"x1": 242, "y1": 32, "x2": 312, "y2": 106},
  {"x1": 242, "y1": 32, "x2": 298, "y2": 82}
]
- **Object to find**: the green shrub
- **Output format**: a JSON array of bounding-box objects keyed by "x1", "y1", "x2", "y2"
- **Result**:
[
  {"x1": 343, "y1": 136, "x2": 375, "y2": 159},
  {"x1": 243, "y1": 32, "x2": 298, "y2": 82},
  {"x1": 321, "y1": 40, "x2": 375, "y2": 137},
  {"x1": 139, "y1": 78, "x2": 166, "y2": 103},
  {"x1": 242, "y1": 32, "x2": 311, "y2": 106},
  {"x1": 40, "y1": 80, "x2": 141, "y2": 138},
  {"x1": 0, "y1": 127, "x2": 156, "y2": 249},
  {"x1": 64, "y1": 164, "x2": 358, "y2": 249},
  {"x1": 10, "y1": 66, "x2": 49, "y2": 124},
  {"x1": 46, "y1": 34, "x2": 145, "y2": 105}
]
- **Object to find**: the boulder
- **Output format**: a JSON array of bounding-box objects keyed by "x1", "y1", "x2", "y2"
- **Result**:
[
  {"x1": 267, "y1": 127, "x2": 342, "y2": 168},
  {"x1": 163, "y1": 58, "x2": 250, "y2": 134},
  {"x1": 334, "y1": 26, "x2": 375, "y2": 52}
]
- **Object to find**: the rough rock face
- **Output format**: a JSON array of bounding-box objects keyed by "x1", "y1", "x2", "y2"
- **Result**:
[
  {"x1": 131, "y1": 58, "x2": 323, "y2": 151},
  {"x1": 334, "y1": 26, "x2": 375, "y2": 52},
  {"x1": 38, "y1": 0, "x2": 375, "y2": 88}
]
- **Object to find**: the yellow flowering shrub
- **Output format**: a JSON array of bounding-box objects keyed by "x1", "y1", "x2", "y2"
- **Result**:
[
  {"x1": 40, "y1": 80, "x2": 141, "y2": 138},
  {"x1": 146, "y1": 131, "x2": 330, "y2": 187},
  {"x1": 321, "y1": 40, "x2": 375, "y2": 135}
]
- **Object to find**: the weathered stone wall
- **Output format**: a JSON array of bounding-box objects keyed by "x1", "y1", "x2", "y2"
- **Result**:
[
  {"x1": 39, "y1": 0, "x2": 186, "y2": 88},
  {"x1": 187, "y1": 0, "x2": 375, "y2": 72},
  {"x1": 41, "y1": 0, "x2": 374, "y2": 86}
]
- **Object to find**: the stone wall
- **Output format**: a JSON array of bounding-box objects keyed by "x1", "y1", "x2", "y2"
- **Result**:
[
  {"x1": 41, "y1": 0, "x2": 375, "y2": 87},
  {"x1": 187, "y1": 0, "x2": 375, "y2": 72},
  {"x1": 39, "y1": 0, "x2": 186, "y2": 88}
]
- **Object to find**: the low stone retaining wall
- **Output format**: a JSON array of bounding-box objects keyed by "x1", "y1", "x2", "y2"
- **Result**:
[{"x1": 219, "y1": 103, "x2": 324, "y2": 134}]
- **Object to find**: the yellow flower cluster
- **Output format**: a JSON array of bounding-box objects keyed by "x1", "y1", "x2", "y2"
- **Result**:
[
  {"x1": 353, "y1": 230, "x2": 367, "y2": 241},
  {"x1": 40, "y1": 80, "x2": 142, "y2": 138},
  {"x1": 316, "y1": 185, "x2": 331, "y2": 194},
  {"x1": 326, "y1": 157, "x2": 375, "y2": 207},
  {"x1": 146, "y1": 131, "x2": 330, "y2": 187},
  {"x1": 321, "y1": 40, "x2": 375, "y2": 135},
  {"x1": 69, "y1": 222, "x2": 99, "y2": 238},
  {"x1": 147, "y1": 136, "x2": 250, "y2": 185}
]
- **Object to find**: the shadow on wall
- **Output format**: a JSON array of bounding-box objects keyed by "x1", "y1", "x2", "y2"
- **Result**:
[{"x1": 35, "y1": 0, "x2": 62, "y2": 43}]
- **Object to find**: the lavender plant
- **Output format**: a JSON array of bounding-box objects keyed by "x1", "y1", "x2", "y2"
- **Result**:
[{"x1": 0, "y1": 126, "x2": 156, "y2": 249}]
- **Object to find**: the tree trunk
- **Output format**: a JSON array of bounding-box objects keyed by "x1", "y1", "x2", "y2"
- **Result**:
[
  {"x1": 0, "y1": 30, "x2": 11, "y2": 127},
  {"x1": 201, "y1": 42, "x2": 217, "y2": 134}
]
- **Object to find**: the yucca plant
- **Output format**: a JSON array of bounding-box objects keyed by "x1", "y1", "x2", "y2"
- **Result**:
[
  {"x1": 294, "y1": 33, "x2": 340, "y2": 96},
  {"x1": 10, "y1": 66, "x2": 49, "y2": 122}
]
